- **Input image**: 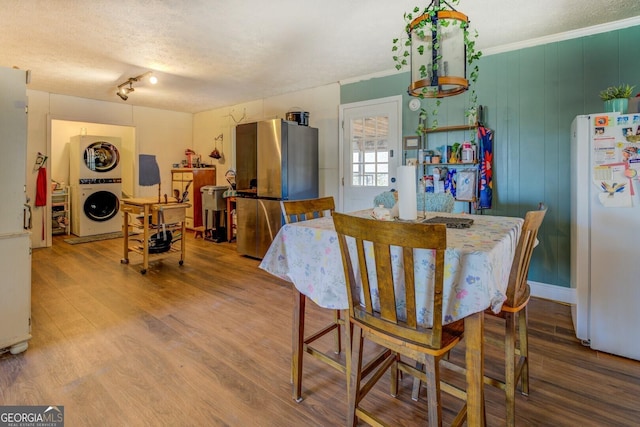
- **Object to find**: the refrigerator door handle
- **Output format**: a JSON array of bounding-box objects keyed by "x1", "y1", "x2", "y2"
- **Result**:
[
  {"x1": 258, "y1": 199, "x2": 276, "y2": 241},
  {"x1": 23, "y1": 203, "x2": 32, "y2": 230}
]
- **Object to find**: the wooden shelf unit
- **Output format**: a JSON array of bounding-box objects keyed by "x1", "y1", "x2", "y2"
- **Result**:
[
  {"x1": 405, "y1": 123, "x2": 481, "y2": 210},
  {"x1": 423, "y1": 123, "x2": 478, "y2": 134},
  {"x1": 171, "y1": 168, "x2": 216, "y2": 230},
  {"x1": 51, "y1": 186, "x2": 70, "y2": 235}
]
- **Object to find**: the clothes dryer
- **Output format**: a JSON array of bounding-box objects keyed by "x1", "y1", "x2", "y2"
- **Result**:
[
  {"x1": 71, "y1": 178, "x2": 122, "y2": 237},
  {"x1": 70, "y1": 135, "x2": 121, "y2": 180}
]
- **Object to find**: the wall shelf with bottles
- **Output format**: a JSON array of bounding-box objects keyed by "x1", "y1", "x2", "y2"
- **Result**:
[
  {"x1": 403, "y1": 121, "x2": 480, "y2": 210},
  {"x1": 51, "y1": 186, "x2": 70, "y2": 235}
]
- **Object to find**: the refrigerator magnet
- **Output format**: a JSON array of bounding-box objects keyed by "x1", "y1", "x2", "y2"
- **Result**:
[{"x1": 595, "y1": 116, "x2": 609, "y2": 126}]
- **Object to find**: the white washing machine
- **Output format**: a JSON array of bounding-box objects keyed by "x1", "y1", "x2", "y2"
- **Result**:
[
  {"x1": 71, "y1": 179, "x2": 122, "y2": 237},
  {"x1": 70, "y1": 135, "x2": 121, "y2": 181}
]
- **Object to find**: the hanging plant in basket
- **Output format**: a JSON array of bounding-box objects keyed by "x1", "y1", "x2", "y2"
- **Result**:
[{"x1": 392, "y1": 0, "x2": 482, "y2": 132}]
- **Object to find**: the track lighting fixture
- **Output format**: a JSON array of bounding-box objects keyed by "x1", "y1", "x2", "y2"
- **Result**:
[
  {"x1": 117, "y1": 81, "x2": 133, "y2": 100},
  {"x1": 115, "y1": 71, "x2": 157, "y2": 101}
]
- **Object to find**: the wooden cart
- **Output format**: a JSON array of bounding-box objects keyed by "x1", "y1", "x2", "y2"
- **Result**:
[{"x1": 120, "y1": 198, "x2": 191, "y2": 274}]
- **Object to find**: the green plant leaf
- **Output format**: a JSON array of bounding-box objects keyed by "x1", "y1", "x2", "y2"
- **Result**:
[{"x1": 393, "y1": 1, "x2": 482, "y2": 134}]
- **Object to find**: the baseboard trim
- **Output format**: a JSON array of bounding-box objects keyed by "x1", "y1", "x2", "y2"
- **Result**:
[{"x1": 529, "y1": 281, "x2": 576, "y2": 305}]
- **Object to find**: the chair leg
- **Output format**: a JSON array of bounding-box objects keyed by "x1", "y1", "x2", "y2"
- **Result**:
[
  {"x1": 390, "y1": 354, "x2": 399, "y2": 397},
  {"x1": 292, "y1": 290, "x2": 306, "y2": 402},
  {"x1": 346, "y1": 325, "x2": 364, "y2": 427},
  {"x1": 424, "y1": 356, "x2": 443, "y2": 427},
  {"x1": 518, "y1": 307, "x2": 530, "y2": 396},
  {"x1": 333, "y1": 309, "x2": 342, "y2": 354},
  {"x1": 411, "y1": 362, "x2": 424, "y2": 401},
  {"x1": 505, "y1": 311, "x2": 517, "y2": 427},
  {"x1": 412, "y1": 348, "x2": 452, "y2": 401}
]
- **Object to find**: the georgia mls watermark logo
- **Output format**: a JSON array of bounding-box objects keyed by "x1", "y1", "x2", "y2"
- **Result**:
[{"x1": 0, "y1": 406, "x2": 64, "y2": 427}]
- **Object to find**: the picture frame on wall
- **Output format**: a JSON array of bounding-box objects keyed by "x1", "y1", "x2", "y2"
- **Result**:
[{"x1": 403, "y1": 136, "x2": 419, "y2": 150}]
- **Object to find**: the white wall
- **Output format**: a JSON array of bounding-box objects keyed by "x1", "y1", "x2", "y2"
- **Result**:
[
  {"x1": 26, "y1": 91, "x2": 193, "y2": 248},
  {"x1": 27, "y1": 83, "x2": 340, "y2": 248},
  {"x1": 192, "y1": 83, "x2": 340, "y2": 201}
]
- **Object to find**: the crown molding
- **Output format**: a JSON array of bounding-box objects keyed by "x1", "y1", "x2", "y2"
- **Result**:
[
  {"x1": 483, "y1": 16, "x2": 640, "y2": 56},
  {"x1": 342, "y1": 17, "x2": 640, "y2": 87}
]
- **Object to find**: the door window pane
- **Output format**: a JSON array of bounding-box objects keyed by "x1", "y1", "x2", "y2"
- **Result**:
[{"x1": 350, "y1": 115, "x2": 390, "y2": 187}]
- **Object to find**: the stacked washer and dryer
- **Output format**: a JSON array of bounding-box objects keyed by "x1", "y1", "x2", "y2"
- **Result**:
[{"x1": 69, "y1": 135, "x2": 122, "y2": 237}]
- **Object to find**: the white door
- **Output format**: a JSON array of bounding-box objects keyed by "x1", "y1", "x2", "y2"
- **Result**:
[{"x1": 339, "y1": 96, "x2": 402, "y2": 213}]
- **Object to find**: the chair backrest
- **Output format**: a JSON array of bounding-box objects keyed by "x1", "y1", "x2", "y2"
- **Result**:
[
  {"x1": 505, "y1": 204, "x2": 547, "y2": 307},
  {"x1": 281, "y1": 197, "x2": 335, "y2": 224},
  {"x1": 333, "y1": 212, "x2": 448, "y2": 348}
]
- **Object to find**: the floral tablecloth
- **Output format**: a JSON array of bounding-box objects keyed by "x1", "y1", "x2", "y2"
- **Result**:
[{"x1": 259, "y1": 211, "x2": 523, "y2": 326}]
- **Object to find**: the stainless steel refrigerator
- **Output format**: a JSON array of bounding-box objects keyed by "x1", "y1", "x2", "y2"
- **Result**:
[{"x1": 235, "y1": 119, "x2": 318, "y2": 258}]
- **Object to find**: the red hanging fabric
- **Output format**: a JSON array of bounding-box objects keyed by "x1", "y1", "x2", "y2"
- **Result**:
[{"x1": 36, "y1": 166, "x2": 47, "y2": 206}]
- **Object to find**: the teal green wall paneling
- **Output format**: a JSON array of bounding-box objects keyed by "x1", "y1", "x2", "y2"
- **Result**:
[
  {"x1": 508, "y1": 51, "x2": 529, "y2": 216},
  {"x1": 512, "y1": 46, "x2": 548, "y2": 282},
  {"x1": 519, "y1": 46, "x2": 546, "y2": 208},
  {"x1": 340, "y1": 72, "x2": 407, "y2": 105},
  {"x1": 480, "y1": 53, "x2": 510, "y2": 217},
  {"x1": 340, "y1": 25, "x2": 640, "y2": 288},
  {"x1": 341, "y1": 73, "x2": 421, "y2": 140},
  {"x1": 556, "y1": 38, "x2": 584, "y2": 287},
  {"x1": 557, "y1": 38, "x2": 585, "y2": 114},
  {"x1": 539, "y1": 44, "x2": 560, "y2": 285},
  {"x1": 584, "y1": 31, "x2": 621, "y2": 113},
  {"x1": 620, "y1": 27, "x2": 640, "y2": 91}
]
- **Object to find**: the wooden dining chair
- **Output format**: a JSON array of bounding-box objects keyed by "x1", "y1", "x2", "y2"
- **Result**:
[
  {"x1": 483, "y1": 204, "x2": 547, "y2": 426},
  {"x1": 414, "y1": 204, "x2": 547, "y2": 426},
  {"x1": 280, "y1": 197, "x2": 344, "y2": 402},
  {"x1": 333, "y1": 212, "x2": 468, "y2": 427}
]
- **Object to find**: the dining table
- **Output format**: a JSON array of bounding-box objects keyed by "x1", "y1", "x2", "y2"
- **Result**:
[{"x1": 259, "y1": 209, "x2": 523, "y2": 425}]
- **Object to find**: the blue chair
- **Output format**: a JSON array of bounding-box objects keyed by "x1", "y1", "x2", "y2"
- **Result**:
[
  {"x1": 373, "y1": 191, "x2": 455, "y2": 213},
  {"x1": 373, "y1": 191, "x2": 398, "y2": 208},
  {"x1": 418, "y1": 192, "x2": 455, "y2": 213}
]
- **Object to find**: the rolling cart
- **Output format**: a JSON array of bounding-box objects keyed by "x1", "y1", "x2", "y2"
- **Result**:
[{"x1": 120, "y1": 198, "x2": 191, "y2": 274}]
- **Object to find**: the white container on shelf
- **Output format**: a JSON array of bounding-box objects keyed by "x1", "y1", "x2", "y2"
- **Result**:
[{"x1": 461, "y1": 142, "x2": 475, "y2": 162}]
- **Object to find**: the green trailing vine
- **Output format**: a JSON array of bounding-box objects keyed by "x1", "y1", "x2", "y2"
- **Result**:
[{"x1": 391, "y1": 1, "x2": 482, "y2": 133}]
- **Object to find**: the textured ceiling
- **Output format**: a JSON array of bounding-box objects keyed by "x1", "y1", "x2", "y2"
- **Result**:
[{"x1": 1, "y1": 0, "x2": 639, "y2": 113}]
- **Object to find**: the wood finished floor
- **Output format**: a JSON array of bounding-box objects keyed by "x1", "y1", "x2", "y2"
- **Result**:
[{"x1": 1, "y1": 234, "x2": 639, "y2": 426}]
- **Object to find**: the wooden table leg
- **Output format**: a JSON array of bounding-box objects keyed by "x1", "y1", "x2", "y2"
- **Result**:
[
  {"x1": 122, "y1": 208, "x2": 130, "y2": 262},
  {"x1": 465, "y1": 311, "x2": 486, "y2": 426},
  {"x1": 226, "y1": 196, "x2": 236, "y2": 242},
  {"x1": 292, "y1": 289, "x2": 305, "y2": 402},
  {"x1": 226, "y1": 197, "x2": 232, "y2": 242},
  {"x1": 180, "y1": 218, "x2": 186, "y2": 263},
  {"x1": 142, "y1": 204, "x2": 150, "y2": 273}
]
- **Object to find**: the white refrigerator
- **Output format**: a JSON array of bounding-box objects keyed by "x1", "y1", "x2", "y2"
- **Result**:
[
  {"x1": 0, "y1": 66, "x2": 32, "y2": 355},
  {"x1": 571, "y1": 113, "x2": 640, "y2": 361}
]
